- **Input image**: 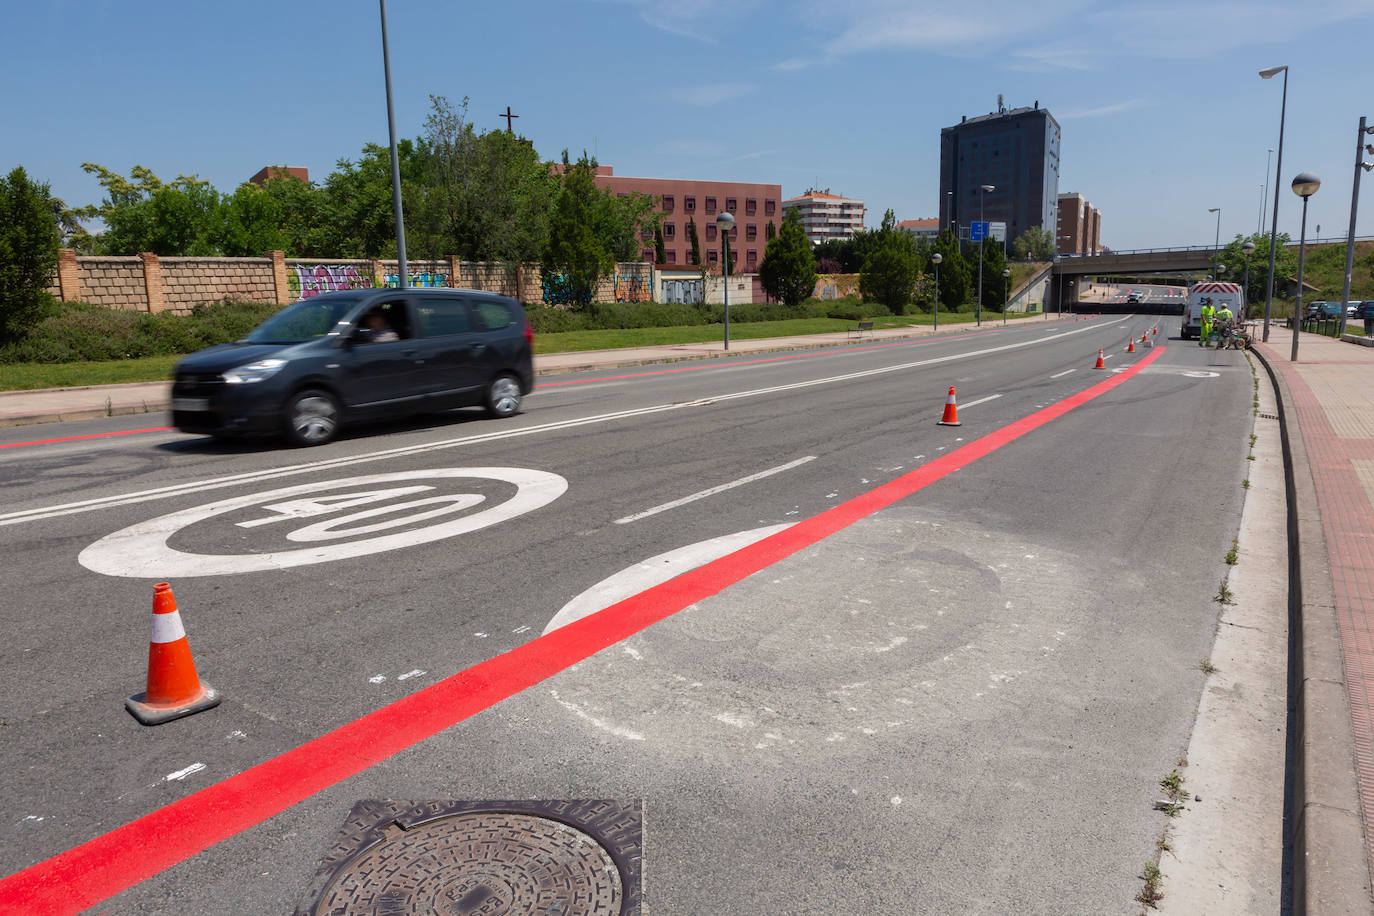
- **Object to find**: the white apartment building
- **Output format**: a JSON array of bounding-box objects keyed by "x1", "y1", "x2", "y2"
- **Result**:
[{"x1": 781, "y1": 189, "x2": 866, "y2": 245}]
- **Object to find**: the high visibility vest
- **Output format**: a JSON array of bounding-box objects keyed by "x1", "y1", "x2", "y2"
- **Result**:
[
  {"x1": 1201, "y1": 306, "x2": 1214, "y2": 323},
  {"x1": 1216, "y1": 308, "x2": 1233, "y2": 323}
]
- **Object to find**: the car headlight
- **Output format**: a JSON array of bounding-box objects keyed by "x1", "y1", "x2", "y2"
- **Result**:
[{"x1": 223, "y1": 358, "x2": 287, "y2": 384}]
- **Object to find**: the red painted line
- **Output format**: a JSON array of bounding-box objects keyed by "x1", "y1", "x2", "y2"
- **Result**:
[
  {"x1": 0, "y1": 427, "x2": 172, "y2": 450},
  {"x1": 0, "y1": 345, "x2": 1166, "y2": 913}
]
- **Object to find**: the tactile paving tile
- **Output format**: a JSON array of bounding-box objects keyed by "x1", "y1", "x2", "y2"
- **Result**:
[{"x1": 296, "y1": 800, "x2": 641, "y2": 916}]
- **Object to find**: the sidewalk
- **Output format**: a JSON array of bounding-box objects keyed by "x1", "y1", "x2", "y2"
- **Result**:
[{"x1": 1251, "y1": 324, "x2": 1374, "y2": 913}]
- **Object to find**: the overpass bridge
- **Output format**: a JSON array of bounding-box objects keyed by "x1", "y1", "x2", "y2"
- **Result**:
[{"x1": 1050, "y1": 245, "x2": 1216, "y2": 312}]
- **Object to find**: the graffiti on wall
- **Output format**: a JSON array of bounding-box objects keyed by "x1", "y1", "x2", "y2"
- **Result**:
[
  {"x1": 382, "y1": 272, "x2": 450, "y2": 289},
  {"x1": 614, "y1": 272, "x2": 651, "y2": 303},
  {"x1": 289, "y1": 265, "x2": 375, "y2": 300},
  {"x1": 813, "y1": 273, "x2": 859, "y2": 301}
]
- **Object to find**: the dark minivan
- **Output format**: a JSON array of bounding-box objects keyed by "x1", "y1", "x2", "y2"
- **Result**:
[{"x1": 171, "y1": 288, "x2": 534, "y2": 446}]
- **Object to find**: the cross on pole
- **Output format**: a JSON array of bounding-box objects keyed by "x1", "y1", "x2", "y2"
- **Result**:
[{"x1": 500, "y1": 106, "x2": 519, "y2": 133}]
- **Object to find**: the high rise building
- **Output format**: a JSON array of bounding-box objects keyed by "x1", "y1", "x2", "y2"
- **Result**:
[
  {"x1": 1056, "y1": 192, "x2": 1103, "y2": 255},
  {"x1": 781, "y1": 189, "x2": 866, "y2": 245},
  {"x1": 939, "y1": 102, "x2": 1060, "y2": 248}
]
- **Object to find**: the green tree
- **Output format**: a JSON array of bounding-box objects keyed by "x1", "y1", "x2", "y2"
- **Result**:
[
  {"x1": 653, "y1": 224, "x2": 666, "y2": 263},
  {"x1": 1216, "y1": 231, "x2": 1297, "y2": 306},
  {"x1": 758, "y1": 209, "x2": 817, "y2": 307},
  {"x1": 931, "y1": 229, "x2": 971, "y2": 311},
  {"x1": 81, "y1": 163, "x2": 225, "y2": 255},
  {"x1": 542, "y1": 151, "x2": 613, "y2": 308},
  {"x1": 813, "y1": 237, "x2": 861, "y2": 272},
  {"x1": 256, "y1": 171, "x2": 331, "y2": 256},
  {"x1": 688, "y1": 216, "x2": 702, "y2": 266},
  {"x1": 0, "y1": 167, "x2": 59, "y2": 343},
  {"x1": 1012, "y1": 226, "x2": 1056, "y2": 261},
  {"x1": 318, "y1": 141, "x2": 424, "y2": 258},
  {"x1": 766, "y1": 220, "x2": 777, "y2": 241},
  {"x1": 217, "y1": 183, "x2": 287, "y2": 256},
  {"x1": 859, "y1": 210, "x2": 920, "y2": 313},
  {"x1": 973, "y1": 238, "x2": 1008, "y2": 311}
]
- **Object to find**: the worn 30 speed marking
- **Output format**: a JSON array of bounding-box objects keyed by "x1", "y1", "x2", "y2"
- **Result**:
[{"x1": 78, "y1": 468, "x2": 566, "y2": 578}]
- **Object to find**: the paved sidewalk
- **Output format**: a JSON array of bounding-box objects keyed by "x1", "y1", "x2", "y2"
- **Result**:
[{"x1": 1251, "y1": 324, "x2": 1374, "y2": 913}]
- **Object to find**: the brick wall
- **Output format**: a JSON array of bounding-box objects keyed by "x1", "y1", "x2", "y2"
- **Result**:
[
  {"x1": 162, "y1": 257, "x2": 276, "y2": 313},
  {"x1": 77, "y1": 257, "x2": 149, "y2": 311}
]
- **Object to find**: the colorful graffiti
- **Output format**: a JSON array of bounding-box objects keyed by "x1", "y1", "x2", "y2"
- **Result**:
[
  {"x1": 613, "y1": 272, "x2": 651, "y2": 303},
  {"x1": 289, "y1": 264, "x2": 375, "y2": 300},
  {"x1": 813, "y1": 273, "x2": 860, "y2": 301},
  {"x1": 382, "y1": 272, "x2": 450, "y2": 289}
]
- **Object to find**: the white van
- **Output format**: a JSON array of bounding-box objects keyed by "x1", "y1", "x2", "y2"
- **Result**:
[{"x1": 1182, "y1": 282, "x2": 1245, "y2": 340}]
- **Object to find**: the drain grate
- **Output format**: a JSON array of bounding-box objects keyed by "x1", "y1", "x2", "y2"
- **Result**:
[
  {"x1": 1258, "y1": 412, "x2": 1278, "y2": 420},
  {"x1": 296, "y1": 799, "x2": 642, "y2": 916}
]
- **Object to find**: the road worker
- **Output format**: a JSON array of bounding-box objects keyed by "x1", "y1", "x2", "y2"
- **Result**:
[
  {"x1": 1199, "y1": 300, "x2": 1215, "y2": 347},
  {"x1": 1214, "y1": 303, "x2": 1234, "y2": 348}
]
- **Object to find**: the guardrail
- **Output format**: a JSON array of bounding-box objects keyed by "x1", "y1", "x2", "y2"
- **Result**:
[{"x1": 1069, "y1": 234, "x2": 1374, "y2": 258}]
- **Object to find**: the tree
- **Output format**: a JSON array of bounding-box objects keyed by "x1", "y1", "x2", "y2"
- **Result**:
[
  {"x1": 766, "y1": 220, "x2": 777, "y2": 241},
  {"x1": 930, "y1": 229, "x2": 971, "y2": 311},
  {"x1": 813, "y1": 237, "x2": 861, "y2": 272},
  {"x1": 80, "y1": 163, "x2": 226, "y2": 256},
  {"x1": 859, "y1": 210, "x2": 920, "y2": 313},
  {"x1": 541, "y1": 151, "x2": 613, "y2": 308},
  {"x1": 1216, "y1": 231, "x2": 1297, "y2": 306},
  {"x1": 758, "y1": 209, "x2": 817, "y2": 307},
  {"x1": 975, "y1": 238, "x2": 1009, "y2": 311},
  {"x1": 0, "y1": 167, "x2": 59, "y2": 343},
  {"x1": 653, "y1": 224, "x2": 666, "y2": 263},
  {"x1": 217, "y1": 183, "x2": 287, "y2": 256},
  {"x1": 1012, "y1": 226, "x2": 1056, "y2": 261},
  {"x1": 688, "y1": 216, "x2": 702, "y2": 266}
]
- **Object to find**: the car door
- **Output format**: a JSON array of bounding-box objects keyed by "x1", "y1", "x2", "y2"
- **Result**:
[
  {"x1": 411, "y1": 294, "x2": 486, "y2": 407},
  {"x1": 333, "y1": 296, "x2": 426, "y2": 413}
]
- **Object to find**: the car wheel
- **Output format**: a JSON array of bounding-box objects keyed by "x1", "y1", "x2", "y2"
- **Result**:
[
  {"x1": 484, "y1": 373, "x2": 522, "y2": 418},
  {"x1": 283, "y1": 389, "x2": 340, "y2": 446}
]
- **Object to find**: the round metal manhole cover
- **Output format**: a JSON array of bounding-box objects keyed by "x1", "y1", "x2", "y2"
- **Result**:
[{"x1": 312, "y1": 812, "x2": 623, "y2": 915}]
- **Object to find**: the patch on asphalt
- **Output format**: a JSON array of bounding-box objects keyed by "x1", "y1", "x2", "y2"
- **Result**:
[{"x1": 295, "y1": 799, "x2": 642, "y2": 915}]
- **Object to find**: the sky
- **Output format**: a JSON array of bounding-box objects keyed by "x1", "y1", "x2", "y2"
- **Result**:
[{"x1": 6, "y1": 0, "x2": 1374, "y2": 252}]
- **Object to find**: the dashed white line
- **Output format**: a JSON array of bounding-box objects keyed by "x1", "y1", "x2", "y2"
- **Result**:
[
  {"x1": 956, "y1": 394, "x2": 1002, "y2": 411},
  {"x1": 615, "y1": 456, "x2": 817, "y2": 524},
  {"x1": 1050, "y1": 369, "x2": 1077, "y2": 379}
]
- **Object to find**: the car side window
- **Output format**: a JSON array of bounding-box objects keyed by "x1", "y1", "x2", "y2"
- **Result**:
[
  {"x1": 363, "y1": 298, "x2": 413, "y2": 340},
  {"x1": 416, "y1": 298, "x2": 473, "y2": 337},
  {"x1": 473, "y1": 300, "x2": 515, "y2": 332}
]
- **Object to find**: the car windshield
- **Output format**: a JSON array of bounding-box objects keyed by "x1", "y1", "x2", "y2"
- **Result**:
[{"x1": 245, "y1": 295, "x2": 365, "y2": 344}]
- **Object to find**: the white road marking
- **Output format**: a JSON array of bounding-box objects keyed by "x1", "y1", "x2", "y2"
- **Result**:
[
  {"x1": 548, "y1": 689, "x2": 645, "y2": 740},
  {"x1": 1050, "y1": 369, "x2": 1076, "y2": 379},
  {"x1": 3, "y1": 319, "x2": 1124, "y2": 528},
  {"x1": 165, "y1": 763, "x2": 206, "y2": 782},
  {"x1": 368, "y1": 675, "x2": 386, "y2": 684},
  {"x1": 396, "y1": 669, "x2": 425, "y2": 681},
  {"x1": 615, "y1": 456, "x2": 816, "y2": 525},
  {"x1": 956, "y1": 394, "x2": 1002, "y2": 411}
]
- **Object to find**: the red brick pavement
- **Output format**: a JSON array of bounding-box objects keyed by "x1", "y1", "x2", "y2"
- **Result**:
[{"x1": 1255, "y1": 325, "x2": 1374, "y2": 897}]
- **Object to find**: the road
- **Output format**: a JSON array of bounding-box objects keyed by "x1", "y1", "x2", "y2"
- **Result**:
[{"x1": 0, "y1": 316, "x2": 1258, "y2": 914}]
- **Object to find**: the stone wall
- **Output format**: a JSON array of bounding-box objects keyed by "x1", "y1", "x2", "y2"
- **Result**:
[
  {"x1": 162, "y1": 257, "x2": 276, "y2": 313},
  {"x1": 75, "y1": 256, "x2": 148, "y2": 311}
]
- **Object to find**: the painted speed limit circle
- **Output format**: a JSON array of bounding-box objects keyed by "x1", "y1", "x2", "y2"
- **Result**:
[{"x1": 78, "y1": 468, "x2": 567, "y2": 578}]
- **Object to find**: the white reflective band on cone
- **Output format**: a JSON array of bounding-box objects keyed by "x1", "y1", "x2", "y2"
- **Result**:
[{"x1": 150, "y1": 611, "x2": 187, "y2": 644}]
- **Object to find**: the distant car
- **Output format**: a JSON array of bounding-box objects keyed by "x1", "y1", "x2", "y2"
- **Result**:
[
  {"x1": 171, "y1": 288, "x2": 535, "y2": 446},
  {"x1": 1355, "y1": 301, "x2": 1374, "y2": 319},
  {"x1": 1125, "y1": 293, "x2": 1142, "y2": 304},
  {"x1": 1304, "y1": 301, "x2": 1343, "y2": 320}
]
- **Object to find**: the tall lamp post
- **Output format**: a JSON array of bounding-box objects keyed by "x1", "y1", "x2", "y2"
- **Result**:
[
  {"x1": 1337, "y1": 116, "x2": 1374, "y2": 337},
  {"x1": 931, "y1": 252, "x2": 942, "y2": 332},
  {"x1": 1260, "y1": 147, "x2": 1273, "y2": 232},
  {"x1": 1242, "y1": 241, "x2": 1256, "y2": 319},
  {"x1": 716, "y1": 211, "x2": 734, "y2": 349},
  {"x1": 977, "y1": 184, "x2": 994, "y2": 326},
  {"x1": 1291, "y1": 172, "x2": 1320, "y2": 362},
  {"x1": 1259, "y1": 65, "x2": 1289, "y2": 341},
  {"x1": 1002, "y1": 268, "x2": 1011, "y2": 323},
  {"x1": 379, "y1": 0, "x2": 408, "y2": 287},
  {"x1": 1208, "y1": 207, "x2": 1221, "y2": 278}
]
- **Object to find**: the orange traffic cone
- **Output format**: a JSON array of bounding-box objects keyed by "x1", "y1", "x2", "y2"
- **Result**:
[
  {"x1": 937, "y1": 386, "x2": 961, "y2": 426},
  {"x1": 1141, "y1": 334, "x2": 1148, "y2": 344},
  {"x1": 126, "y1": 583, "x2": 221, "y2": 725},
  {"x1": 1094, "y1": 349, "x2": 1106, "y2": 369},
  {"x1": 1127, "y1": 339, "x2": 1135, "y2": 353}
]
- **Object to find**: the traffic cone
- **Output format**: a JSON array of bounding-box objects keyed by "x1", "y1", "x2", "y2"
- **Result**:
[
  {"x1": 1141, "y1": 334, "x2": 1148, "y2": 344},
  {"x1": 937, "y1": 386, "x2": 961, "y2": 426},
  {"x1": 126, "y1": 583, "x2": 221, "y2": 725},
  {"x1": 1094, "y1": 349, "x2": 1106, "y2": 369},
  {"x1": 1127, "y1": 339, "x2": 1136, "y2": 353}
]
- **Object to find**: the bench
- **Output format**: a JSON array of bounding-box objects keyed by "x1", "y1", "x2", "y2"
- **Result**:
[{"x1": 848, "y1": 320, "x2": 875, "y2": 340}]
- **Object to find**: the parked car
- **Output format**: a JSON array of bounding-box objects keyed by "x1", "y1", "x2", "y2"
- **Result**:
[
  {"x1": 171, "y1": 288, "x2": 535, "y2": 446},
  {"x1": 1303, "y1": 301, "x2": 1344, "y2": 320},
  {"x1": 1355, "y1": 301, "x2": 1374, "y2": 319}
]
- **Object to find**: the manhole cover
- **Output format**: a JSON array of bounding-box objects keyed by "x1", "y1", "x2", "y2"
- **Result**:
[{"x1": 297, "y1": 800, "x2": 641, "y2": 916}]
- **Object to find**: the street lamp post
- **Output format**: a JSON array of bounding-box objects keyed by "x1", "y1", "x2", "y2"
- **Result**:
[
  {"x1": 931, "y1": 252, "x2": 942, "y2": 332},
  {"x1": 1338, "y1": 116, "x2": 1374, "y2": 337},
  {"x1": 716, "y1": 211, "x2": 734, "y2": 350},
  {"x1": 1002, "y1": 268, "x2": 1011, "y2": 323},
  {"x1": 1290, "y1": 172, "x2": 1320, "y2": 362},
  {"x1": 1208, "y1": 207, "x2": 1221, "y2": 278},
  {"x1": 379, "y1": 0, "x2": 408, "y2": 288},
  {"x1": 1261, "y1": 147, "x2": 1273, "y2": 233},
  {"x1": 977, "y1": 184, "x2": 994, "y2": 326},
  {"x1": 1260, "y1": 65, "x2": 1289, "y2": 341},
  {"x1": 1242, "y1": 241, "x2": 1256, "y2": 319}
]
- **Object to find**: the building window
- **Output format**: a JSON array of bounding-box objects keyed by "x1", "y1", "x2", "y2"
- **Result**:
[
  {"x1": 706, "y1": 196, "x2": 717, "y2": 214},
  {"x1": 662, "y1": 195, "x2": 674, "y2": 211},
  {"x1": 707, "y1": 250, "x2": 718, "y2": 264},
  {"x1": 747, "y1": 249, "x2": 758, "y2": 265},
  {"x1": 641, "y1": 248, "x2": 653, "y2": 261},
  {"x1": 746, "y1": 224, "x2": 757, "y2": 241},
  {"x1": 617, "y1": 192, "x2": 628, "y2": 198},
  {"x1": 745, "y1": 198, "x2": 757, "y2": 215},
  {"x1": 726, "y1": 197, "x2": 737, "y2": 212},
  {"x1": 685, "y1": 196, "x2": 695, "y2": 211},
  {"x1": 664, "y1": 222, "x2": 675, "y2": 239},
  {"x1": 729, "y1": 226, "x2": 738, "y2": 240},
  {"x1": 765, "y1": 200, "x2": 776, "y2": 215},
  {"x1": 666, "y1": 250, "x2": 676, "y2": 264},
  {"x1": 706, "y1": 224, "x2": 717, "y2": 241}
]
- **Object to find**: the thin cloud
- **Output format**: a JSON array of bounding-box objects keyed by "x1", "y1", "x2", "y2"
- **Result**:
[
  {"x1": 666, "y1": 83, "x2": 756, "y2": 106},
  {"x1": 772, "y1": 58, "x2": 811, "y2": 71}
]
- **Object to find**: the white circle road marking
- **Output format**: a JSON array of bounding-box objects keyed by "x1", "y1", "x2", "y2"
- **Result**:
[{"x1": 78, "y1": 468, "x2": 567, "y2": 578}]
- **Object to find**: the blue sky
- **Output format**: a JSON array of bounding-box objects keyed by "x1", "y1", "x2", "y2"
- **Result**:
[{"x1": 7, "y1": 0, "x2": 1374, "y2": 251}]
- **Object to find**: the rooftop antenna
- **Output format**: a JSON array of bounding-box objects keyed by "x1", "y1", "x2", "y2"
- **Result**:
[{"x1": 997, "y1": 93, "x2": 1005, "y2": 113}]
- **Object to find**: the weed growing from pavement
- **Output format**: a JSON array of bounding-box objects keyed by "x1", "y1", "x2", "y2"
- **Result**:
[
  {"x1": 1247, "y1": 454, "x2": 1256, "y2": 460},
  {"x1": 1216, "y1": 579, "x2": 1236, "y2": 604},
  {"x1": 1137, "y1": 861, "x2": 1165, "y2": 907},
  {"x1": 1250, "y1": 433, "x2": 1257, "y2": 447},
  {"x1": 1226, "y1": 539, "x2": 1239, "y2": 565},
  {"x1": 1200, "y1": 657, "x2": 1218, "y2": 675},
  {"x1": 1243, "y1": 478, "x2": 1251, "y2": 489},
  {"x1": 1156, "y1": 836, "x2": 1173, "y2": 854}
]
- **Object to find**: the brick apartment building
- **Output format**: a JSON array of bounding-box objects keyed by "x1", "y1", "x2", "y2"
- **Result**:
[
  {"x1": 1056, "y1": 192, "x2": 1102, "y2": 256},
  {"x1": 586, "y1": 167, "x2": 783, "y2": 273},
  {"x1": 782, "y1": 189, "x2": 866, "y2": 245},
  {"x1": 248, "y1": 166, "x2": 309, "y2": 186}
]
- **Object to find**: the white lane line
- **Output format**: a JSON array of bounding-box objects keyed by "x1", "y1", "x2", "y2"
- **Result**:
[
  {"x1": 1050, "y1": 369, "x2": 1077, "y2": 379},
  {"x1": 164, "y1": 763, "x2": 206, "y2": 782},
  {"x1": 2, "y1": 318, "x2": 1124, "y2": 527},
  {"x1": 955, "y1": 394, "x2": 1001, "y2": 411},
  {"x1": 614, "y1": 456, "x2": 817, "y2": 524}
]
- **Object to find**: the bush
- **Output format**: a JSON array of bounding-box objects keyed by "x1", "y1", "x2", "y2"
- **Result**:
[
  {"x1": 823, "y1": 297, "x2": 892, "y2": 321},
  {"x1": 0, "y1": 167, "x2": 60, "y2": 343}
]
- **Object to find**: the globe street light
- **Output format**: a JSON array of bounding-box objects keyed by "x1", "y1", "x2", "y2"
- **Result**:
[
  {"x1": 1290, "y1": 172, "x2": 1320, "y2": 362},
  {"x1": 1208, "y1": 207, "x2": 1221, "y2": 279},
  {"x1": 716, "y1": 211, "x2": 735, "y2": 349},
  {"x1": 1260, "y1": 65, "x2": 1289, "y2": 341},
  {"x1": 1240, "y1": 241, "x2": 1256, "y2": 318},
  {"x1": 977, "y1": 184, "x2": 994, "y2": 326},
  {"x1": 1002, "y1": 268, "x2": 1011, "y2": 323},
  {"x1": 931, "y1": 252, "x2": 942, "y2": 332}
]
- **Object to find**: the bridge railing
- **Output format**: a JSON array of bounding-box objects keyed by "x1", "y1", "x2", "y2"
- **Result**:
[{"x1": 1065, "y1": 233, "x2": 1374, "y2": 258}]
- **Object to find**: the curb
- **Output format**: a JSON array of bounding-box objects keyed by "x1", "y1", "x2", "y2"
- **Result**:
[{"x1": 1252, "y1": 344, "x2": 1374, "y2": 914}]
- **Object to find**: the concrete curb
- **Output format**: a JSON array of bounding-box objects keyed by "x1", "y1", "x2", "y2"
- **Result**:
[{"x1": 1252, "y1": 345, "x2": 1374, "y2": 915}]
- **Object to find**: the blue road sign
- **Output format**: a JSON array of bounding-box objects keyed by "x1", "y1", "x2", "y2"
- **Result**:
[{"x1": 970, "y1": 221, "x2": 988, "y2": 242}]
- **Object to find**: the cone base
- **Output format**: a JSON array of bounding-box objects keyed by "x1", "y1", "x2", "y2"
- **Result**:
[
  {"x1": 126, "y1": 684, "x2": 221, "y2": 726},
  {"x1": 937, "y1": 419, "x2": 962, "y2": 426}
]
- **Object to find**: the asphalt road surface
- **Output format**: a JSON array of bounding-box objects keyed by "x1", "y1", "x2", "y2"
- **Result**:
[{"x1": 0, "y1": 317, "x2": 1257, "y2": 914}]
